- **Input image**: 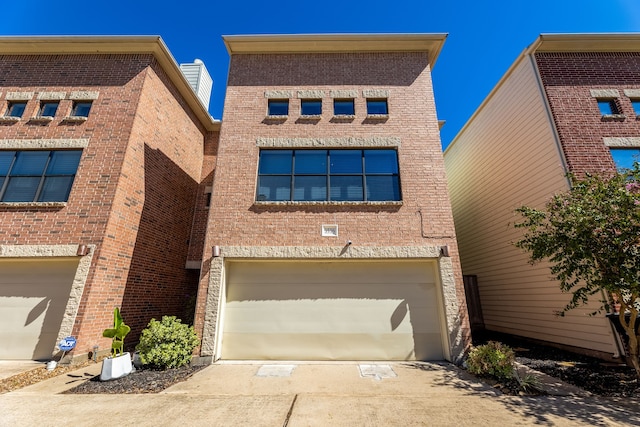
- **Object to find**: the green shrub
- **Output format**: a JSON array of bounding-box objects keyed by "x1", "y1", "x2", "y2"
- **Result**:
[
  {"x1": 136, "y1": 316, "x2": 200, "y2": 369},
  {"x1": 466, "y1": 341, "x2": 515, "y2": 380}
]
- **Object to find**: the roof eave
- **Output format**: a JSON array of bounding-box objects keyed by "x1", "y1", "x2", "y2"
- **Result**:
[
  {"x1": 223, "y1": 33, "x2": 448, "y2": 68},
  {"x1": 531, "y1": 33, "x2": 640, "y2": 53}
]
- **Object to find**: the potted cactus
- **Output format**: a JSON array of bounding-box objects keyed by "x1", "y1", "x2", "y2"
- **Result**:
[{"x1": 100, "y1": 307, "x2": 133, "y2": 381}]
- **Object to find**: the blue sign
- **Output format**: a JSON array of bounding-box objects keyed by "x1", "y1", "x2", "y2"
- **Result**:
[{"x1": 58, "y1": 337, "x2": 77, "y2": 351}]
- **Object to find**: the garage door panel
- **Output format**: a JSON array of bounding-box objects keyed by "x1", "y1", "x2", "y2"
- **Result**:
[
  {"x1": 228, "y1": 280, "x2": 437, "y2": 301},
  {"x1": 0, "y1": 258, "x2": 78, "y2": 360},
  {"x1": 224, "y1": 332, "x2": 443, "y2": 360},
  {"x1": 222, "y1": 261, "x2": 445, "y2": 361}
]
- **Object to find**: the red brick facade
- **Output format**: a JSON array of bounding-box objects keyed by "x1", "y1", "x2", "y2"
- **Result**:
[
  {"x1": 0, "y1": 49, "x2": 213, "y2": 356},
  {"x1": 204, "y1": 52, "x2": 456, "y2": 246},
  {"x1": 194, "y1": 47, "x2": 470, "y2": 360},
  {"x1": 536, "y1": 52, "x2": 640, "y2": 176}
]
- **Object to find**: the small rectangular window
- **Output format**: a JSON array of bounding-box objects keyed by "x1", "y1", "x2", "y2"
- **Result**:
[
  {"x1": 5, "y1": 101, "x2": 27, "y2": 118},
  {"x1": 301, "y1": 99, "x2": 322, "y2": 116},
  {"x1": 39, "y1": 101, "x2": 59, "y2": 117},
  {"x1": 366, "y1": 99, "x2": 388, "y2": 115},
  {"x1": 597, "y1": 99, "x2": 618, "y2": 115},
  {"x1": 71, "y1": 101, "x2": 92, "y2": 117},
  {"x1": 631, "y1": 99, "x2": 640, "y2": 116},
  {"x1": 333, "y1": 99, "x2": 354, "y2": 116},
  {"x1": 268, "y1": 99, "x2": 289, "y2": 116},
  {"x1": 610, "y1": 148, "x2": 640, "y2": 171},
  {"x1": 0, "y1": 150, "x2": 82, "y2": 202}
]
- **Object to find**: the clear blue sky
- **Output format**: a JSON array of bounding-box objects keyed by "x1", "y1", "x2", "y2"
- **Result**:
[{"x1": 3, "y1": 0, "x2": 639, "y2": 148}]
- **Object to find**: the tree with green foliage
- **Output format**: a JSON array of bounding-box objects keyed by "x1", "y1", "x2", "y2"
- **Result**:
[{"x1": 514, "y1": 163, "x2": 640, "y2": 376}]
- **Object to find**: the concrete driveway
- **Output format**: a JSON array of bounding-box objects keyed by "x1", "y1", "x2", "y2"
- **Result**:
[{"x1": 2, "y1": 361, "x2": 640, "y2": 426}]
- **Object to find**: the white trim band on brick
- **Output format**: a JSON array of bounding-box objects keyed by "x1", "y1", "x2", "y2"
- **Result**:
[
  {"x1": 264, "y1": 90, "x2": 293, "y2": 99},
  {"x1": 255, "y1": 200, "x2": 402, "y2": 207},
  {"x1": 0, "y1": 202, "x2": 66, "y2": 207},
  {"x1": 590, "y1": 89, "x2": 620, "y2": 98},
  {"x1": 37, "y1": 92, "x2": 66, "y2": 100},
  {"x1": 362, "y1": 89, "x2": 390, "y2": 98},
  {"x1": 69, "y1": 91, "x2": 100, "y2": 100},
  {"x1": 330, "y1": 90, "x2": 358, "y2": 98},
  {"x1": 5, "y1": 92, "x2": 34, "y2": 101},
  {"x1": 256, "y1": 136, "x2": 401, "y2": 148},
  {"x1": 0, "y1": 244, "x2": 81, "y2": 257},
  {"x1": 219, "y1": 245, "x2": 441, "y2": 258},
  {"x1": 0, "y1": 138, "x2": 90, "y2": 149},
  {"x1": 297, "y1": 90, "x2": 325, "y2": 99},
  {"x1": 603, "y1": 137, "x2": 640, "y2": 147}
]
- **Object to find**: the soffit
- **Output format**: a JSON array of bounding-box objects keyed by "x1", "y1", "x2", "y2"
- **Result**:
[
  {"x1": 223, "y1": 34, "x2": 448, "y2": 68},
  {"x1": 532, "y1": 33, "x2": 640, "y2": 53}
]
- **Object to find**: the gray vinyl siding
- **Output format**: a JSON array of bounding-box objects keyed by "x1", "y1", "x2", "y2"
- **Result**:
[{"x1": 444, "y1": 56, "x2": 617, "y2": 355}]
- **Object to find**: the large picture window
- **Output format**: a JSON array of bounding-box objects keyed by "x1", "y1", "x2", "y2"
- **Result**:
[
  {"x1": 257, "y1": 149, "x2": 401, "y2": 202},
  {"x1": 0, "y1": 150, "x2": 82, "y2": 202}
]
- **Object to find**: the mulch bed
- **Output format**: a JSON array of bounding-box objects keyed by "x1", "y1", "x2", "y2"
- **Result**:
[
  {"x1": 476, "y1": 331, "x2": 640, "y2": 397},
  {"x1": 64, "y1": 365, "x2": 206, "y2": 394}
]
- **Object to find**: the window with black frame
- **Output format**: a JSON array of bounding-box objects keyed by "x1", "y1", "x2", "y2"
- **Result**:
[
  {"x1": 256, "y1": 149, "x2": 400, "y2": 202},
  {"x1": 0, "y1": 150, "x2": 82, "y2": 202}
]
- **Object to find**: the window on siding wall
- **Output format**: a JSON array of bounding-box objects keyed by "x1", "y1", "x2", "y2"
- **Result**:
[
  {"x1": 0, "y1": 150, "x2": 82, "y2": 202},
  {"x1": 256, "y1": 149, "x2": 401, "y2": 202},
  {"x1": 610, "y1": 148, "x2": 640, "y2": 172},
  {"x1": 597, "y1": 99, "x2": 619, "y2": 115}
]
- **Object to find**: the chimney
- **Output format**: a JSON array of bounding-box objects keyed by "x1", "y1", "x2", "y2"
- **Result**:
[{"x1": 180, "y1": 59, "x2": 213, "y2": 110}]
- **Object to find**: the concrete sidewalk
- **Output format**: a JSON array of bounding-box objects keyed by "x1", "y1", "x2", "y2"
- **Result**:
[{"x1": 2, "y1": 362, "x2": 640, "y2": 426}]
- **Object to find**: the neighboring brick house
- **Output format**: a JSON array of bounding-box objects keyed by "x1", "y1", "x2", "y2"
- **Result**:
[
  {"x1": 0, "y1": 36, "x2": 219, "y2": 360},
  {"x1": 444, "y1": 34, "x2": 640, "y2": 359},
  {"x1": 193, "y1": 34, "x2": 470, "y2": 363}
]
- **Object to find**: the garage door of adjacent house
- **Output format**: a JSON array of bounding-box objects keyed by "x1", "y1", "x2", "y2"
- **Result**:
[
  {"x1": 0, "y1": 258, "x2": 78, "y2": 360},
  {"x1": 221, "y1": 260, "x2": 445, "y2": 360}
]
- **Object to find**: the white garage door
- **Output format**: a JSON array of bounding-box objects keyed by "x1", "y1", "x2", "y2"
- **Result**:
[
  {"x1": 0, "y1": 258, "x2": 79, "y2": 360},
  {"x1": 221, "y1": 260, "x2": 445, "y2": 360}
]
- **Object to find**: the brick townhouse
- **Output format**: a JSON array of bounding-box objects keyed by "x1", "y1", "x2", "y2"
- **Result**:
[
  {"x1": 0, "y1": 36, "x2": 219, "y2": 360},
  {"x1": 1, "y1": 34, "x2": 470, "y2": 364},
  {"x1": 194, "y1": 34, "x2": 469, "y2": 363},
  {"x1": 444, "y1": 34, "x2": 640, "y2": 359}
]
